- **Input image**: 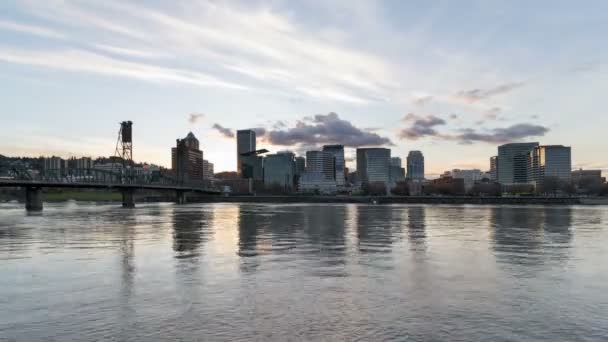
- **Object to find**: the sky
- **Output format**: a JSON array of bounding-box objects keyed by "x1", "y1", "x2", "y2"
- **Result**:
[{"x1": 1, "y1": 0, "x2": 607, "y2": 177}]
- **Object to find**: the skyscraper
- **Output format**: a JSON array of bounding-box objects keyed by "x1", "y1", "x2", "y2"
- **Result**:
[
  {"x1": 391, "y1": 157, "x2": 402, "y2": 167},
  {"x1": 237, "y1": 129, "x2": 256, "y2": 174},
  {"x1": 528, "y1": 145, "x2": 572, "y2": 185},
  {"x1": 406, "y1": 151, "x2": 425, "y2": 180},
  {"x1": 295, "y1": 156, "x2": 306, "y2": 176},
  {"x1": 490, "y1": 156, "x2": 498, "y2": 181},
  {"x1": 263, "y1": 151, "x2": 296, "y2": 191},
  {"x1": 172, "y1": 132, "x2": 204, "y2": 183},
  {"x1": 306, "y1": 150, "x2": 335, "y2": 180},
  {"x1": 322, "y1": 145, "x2": 345, "y2": 186},
  {"x1": 356, "y1": 148, "x2": 391, "y2": 185},
  {"x1": 497, "y1": 142, "x2": 538, "y2": 184}
]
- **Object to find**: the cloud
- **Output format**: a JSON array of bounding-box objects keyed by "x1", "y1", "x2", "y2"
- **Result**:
[
  {"x1": 483, "y1": 107, "x2": 502, "y2": 120},
  {"x1": 18, "y1": 0, "x2": 399, "y2": 104},
  {"x1": 412, "y1": 95, "x2": 433, "y2": 106},
  {"x1": 188, "y1": 112, "x2": 205, "y2": 124},
  {"x1": 454, "y1": 123, "x2": 549, "y2": 144},
  {"x1": 0, "y1": 19, "x2": 66, "y2": 39},
  {"x1": 257, "y1": 112, "x2": 392, "y2": 147},
  {"x1": 398, "y1": 113, "x2": 446, "y2": 140},
  {"x1": 454, "y1": 82, "x2": 525, "y2": 104},
  {"x1": 0, "y1": 47, "x2": 249, "y2": 90},
  {"x1": 212, "y1": 123, "x2": 235, "y2": 138}
]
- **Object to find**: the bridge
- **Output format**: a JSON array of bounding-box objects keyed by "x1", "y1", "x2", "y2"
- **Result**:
[{"x1": 0, "y1": 167, "x2": 220, "y2": 211}]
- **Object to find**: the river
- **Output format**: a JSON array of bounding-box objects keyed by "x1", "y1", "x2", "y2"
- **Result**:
[{"x1": 1, "y1": 202, "x2": 607, "y2": 341}]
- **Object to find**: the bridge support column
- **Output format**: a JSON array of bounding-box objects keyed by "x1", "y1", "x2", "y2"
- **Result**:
[
  {"x1": 25, "y1": 187, "x2": 43, "y2": 211},
  {"x1": 121, "y1": 189, "x2": 135, "y2": 208},
  {"x1": 176, "y1": 190, "x2": 187, "y2": 205}
]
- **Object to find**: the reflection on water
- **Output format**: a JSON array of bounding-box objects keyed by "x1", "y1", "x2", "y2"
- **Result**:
[{"x1": 1, "y1": 203, "x2": 608, "y2": 341}]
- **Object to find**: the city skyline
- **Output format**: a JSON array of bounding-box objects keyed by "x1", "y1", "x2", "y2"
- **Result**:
[{"x1": 1, "y1": 1, "x2": 608, "y2": 175}]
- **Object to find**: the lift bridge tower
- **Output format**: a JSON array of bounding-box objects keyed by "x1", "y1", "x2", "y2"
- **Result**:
[{"x1": 113, "y1": 121, "x2": 133, "y2": 182}]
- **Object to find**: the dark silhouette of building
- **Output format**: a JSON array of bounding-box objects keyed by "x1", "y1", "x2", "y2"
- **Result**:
[{"x1": 172, "y1": 132, "x2": 204, "y2": 184}]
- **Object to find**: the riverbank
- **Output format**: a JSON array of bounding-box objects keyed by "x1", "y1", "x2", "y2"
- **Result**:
[{"x1": 193, "y1": 195, "x2": 584, "y2": 205}]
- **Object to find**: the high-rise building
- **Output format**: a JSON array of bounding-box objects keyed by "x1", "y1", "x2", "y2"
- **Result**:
[
  {"x1": 203, "y1": 159, "x2": 214, "y2": 180},
  {"x1": 322, "y1": 145, "x2": 345, "y2": 186},
  {"x1": 43, "y1": 156, "x2": 66, "y2": 177},
  {"x1": 263, "y1": 151, "x2": 296, "y2": 191},
  {"x1": 241, "y1": 154, "x2": 264, "y2": 181},
  {"x1": 295, "y1": 156, "x2": 306, "y2": 176},
  {"x1": 528, "y1": 145, "x2": 572, "y2": 185},
  {"x1": 172, "y1": 132, "x2": 204, "y2": 184},
  {"x1": 490, "y1": 156, "x2": 498, "y2": 181},
  {"x1": 406, "y1": 151, "x2": 425, "y2": 180},
  {"x1": 497, "y1": 142, "x2": 538, "y2": 184},
  {"x1": 391, "y1": 157, "x2": 402, "y2": 167},
  {"x1": 306, "y1": 151, "x2": 335, "y2": 180},
  {"x1": 357, "y1": 148, "x2": 391, "y2": 185},
  {"x1": 237, "y1": 129, "x2": 256, "y2": 175},
  {"x1": 389, "y1": 165, "x2": 406, "y2": 186}
]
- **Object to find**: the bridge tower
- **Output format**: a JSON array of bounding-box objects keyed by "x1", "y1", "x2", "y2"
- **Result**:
[
  {"x1": 114, "y1": 121, "x2": 136, "y2": 207},
  {"x1": 114, "y1": 121, "x2": 133, "y2": 170}
]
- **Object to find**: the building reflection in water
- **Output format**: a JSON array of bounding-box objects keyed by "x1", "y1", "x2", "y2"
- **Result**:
[
  {"x1": 407, "y1": 206, "x2": 427, "y2": 253},
  {"x1": 301, "y1": 205, "x2": 347, "y2": 276},
  {"x1": 172, "y1": 206, "x2": 214, "y2": 260},
  {"x1": 356, "y1": 205, "x2": 398, "y2": 254},
  {"x1": 490, "y1": 206, "x2": 572, "y2": 268}
]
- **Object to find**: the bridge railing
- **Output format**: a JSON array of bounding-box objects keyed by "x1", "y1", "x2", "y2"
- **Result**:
[{"x1": 13, "y1": 168, "x2": 219, "y2": 191}]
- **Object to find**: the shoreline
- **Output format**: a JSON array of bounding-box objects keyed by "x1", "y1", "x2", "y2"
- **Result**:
[{"x1": 4, "y1": 194, "x2": 608, "y2": 206}]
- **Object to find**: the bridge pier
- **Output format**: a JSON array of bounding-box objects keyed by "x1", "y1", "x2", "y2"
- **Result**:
[
  {"x1": 25, "y1": 186, "x2": 43, "y2": 211},
  {"x1": 176, "y1": 190, "x2": 187, "y2": 205},
  {"x1": 121, "y1": 189, "x2": 135, "y2": 208}
]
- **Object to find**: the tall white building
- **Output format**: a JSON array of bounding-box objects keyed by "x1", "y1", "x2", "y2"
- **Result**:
[
  {"x1": 322, "y1": 145, "x2": 345, "y2": 186},
  {"x1": 356, "y1": 148, "x2": 391, "y2": 185},
  {"x1": 406, "y1": 151, "x2": 425, "y2": 180}
]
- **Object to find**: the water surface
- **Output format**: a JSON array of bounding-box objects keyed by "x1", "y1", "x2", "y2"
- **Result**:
[{"x1": 1, "y1": 202, "x2": 607, "y2": 341}]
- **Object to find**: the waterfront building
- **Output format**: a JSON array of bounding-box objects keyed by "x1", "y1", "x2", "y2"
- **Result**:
[
  {"x1": 357, "y1": 148, "x2": 391, "y2": 186},
  {"x1": 490, "y1": 156, "x2": 498, "y2": 181},
  {"x1": 237, "y1": 129, "x2": 256, "y2": 175},
  {"x1": 322, "y1": 145, "x2": 345, "y2": 186},
  {"x1": 306, "y1": 151, "x2": 335, "y2": 180},
  {"x1": 389, "y1": 165, "x2": 406, "y2": 187},
  {"x1": 263, "y1": 151, "x2": 296, "y2": 191},
  {"x1": 445, "y1": 169, "x2": 488, "y2": 191},
  {"x1": 528, "y1": 145, "x2": 572, "y2": 185},
  {"x1": 43, "y1": 156, "x2": 67, "y2": 177},
  {"x1": 299, "y1": 172, "x2": 338, "y2": 194},
  {"x1": 241, "y1": 152, "x2": 265, "y2": 181},
  {"x1": 571, "y1": 169, "x2": 604, "y2": 184},
  {"x1": 295, "y1": 156, "x2": 306, "y2": 176},
  {"x1": 172, "y1": 132, "x2": 204, "y2": 184},
  {"x1": 203, "y1": 159, "x2": 214, "y2": 180},
  {"x1": 406, "y1": 151, "x2": 425, "y2": 180},
  {"x1": 497, "y1": 142, "x2": 538, "y2": 184},
  {"x1": 391, "y1": 157, "x2": 402, "y2": 167}
]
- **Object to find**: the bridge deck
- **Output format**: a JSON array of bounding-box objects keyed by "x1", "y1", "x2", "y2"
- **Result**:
[{"x1": 0, "y1": 180, "x2": 219, "y2": 194}]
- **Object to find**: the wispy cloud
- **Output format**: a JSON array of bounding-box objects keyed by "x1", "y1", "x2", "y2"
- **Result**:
[
  {"x1": 0, "y1": 47, "x2": 248, "y2": 90},
  {"x1": 454, "y1": 82, "x2": 525, "y2": 104},
  {"x1": 0, "y1": 19, "x2": 66, "y2": 39},
  {"x1": 17, "y1": 0, "x2": 400, "y2": 104},
  {"x1": 212, "y1": 123, "x2": 235, "y2": 138},
  {"x1": 188, "y1": 113, "x2": 205, "y2": 124}
]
